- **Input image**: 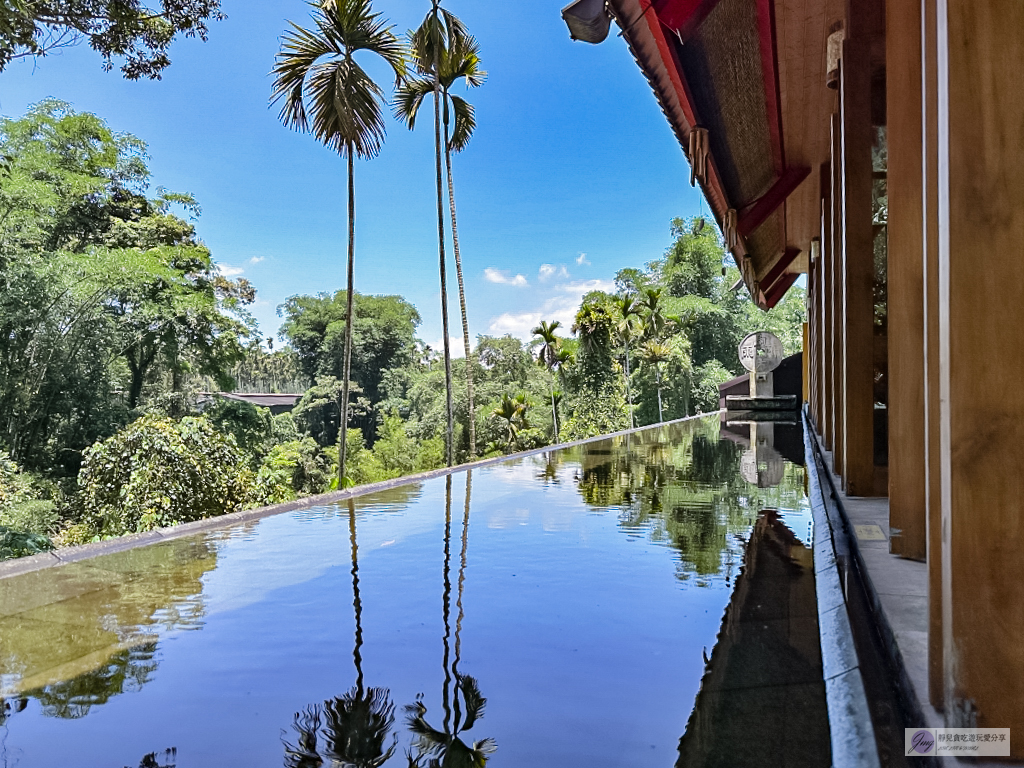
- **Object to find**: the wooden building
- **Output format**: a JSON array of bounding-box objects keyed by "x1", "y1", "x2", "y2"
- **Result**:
[{"x1": 568, "y1": 0, "x2": 1024, "y2": 756}]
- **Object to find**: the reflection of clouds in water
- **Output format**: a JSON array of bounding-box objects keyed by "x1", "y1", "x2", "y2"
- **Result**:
[{"x1": 486, "y1": 507, "x2": 531, "y2": 530}]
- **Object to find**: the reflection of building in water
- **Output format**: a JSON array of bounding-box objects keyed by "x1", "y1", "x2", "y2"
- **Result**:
[
  {"x1": 0, "y1": 538, "x2": 218, "y2": 716},
  {"x1": 676, "y1": 511, "x2": 829, "y2": 766},
  {"x1": 720, "y1": 419, "x2": 805, "y2": 489}
]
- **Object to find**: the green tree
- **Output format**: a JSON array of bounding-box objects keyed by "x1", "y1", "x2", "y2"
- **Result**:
[
  {"x1": 401, "y1": 3, "x2": 470, "y2": 467},
  {"x1": 77, "y1": 414, "x2": 251, "y2": 537},
  {"x1": 272, "y1": 0, "x2": 405, "y2": 486},
  {"x1": 531, "y1": 320, "x2": 563, "y2": 443},
  {"x1": 0, "y1": 0, "x2": 224, "y2": 78},
  {"x1": 613, "y1": 294, "x2": 642, "y2": 429},
  {"x1": 396, "y1": 22, "x2": 484, "y2": 460},
  {"x1": 279, "y1": 291, "x2": 421, "y2": 408}
]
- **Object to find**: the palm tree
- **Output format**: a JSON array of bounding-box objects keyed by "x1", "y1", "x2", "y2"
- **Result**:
[
  {"x1": 640, "y1": 287, "x2": 669, "y2": 341},
  {"x1": 282, "y1": 501, "x2": 398, "y2": 767},
  {"x1": 406, "y1": 473, "x2": 495, "y2": 768},
  {"x1": 395, "y1": 23, "x2": 485, "y2": 461},
  {"x1": 271, "y1": 0, "x2": 406, "y2": 487},
  {"x1": 614, "y1": 296, "x2": 641, "y2": 429},
  {"x1": 641, "y1": 339, "x2": 671, "y2": 423},
  {"x1": 490, "y1": 393, "x2": 526, "y2": 451},
  {"x1": 402, "y1": 4, "x2": 471, "y2": 468},
  {"x1": 531, "y1": 320, "x2": 562, "y2": 443}
]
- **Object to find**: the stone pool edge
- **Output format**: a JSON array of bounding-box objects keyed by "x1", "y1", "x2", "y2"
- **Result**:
[
  {"x1": 803, "y1": 408, "x2": 882, "y2": 768},
  {"x1": 0, "y1": 412, "x2": 714, "y2": 581}
]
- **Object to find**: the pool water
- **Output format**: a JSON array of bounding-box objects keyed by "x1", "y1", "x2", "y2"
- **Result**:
[{"x1": 0, "y1": 415, "x2": 827, "y2": 767}]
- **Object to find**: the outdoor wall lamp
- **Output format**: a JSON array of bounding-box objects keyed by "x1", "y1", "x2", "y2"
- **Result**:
[{"x1": 561, "y1": 0, "x2": 612, "y2": 44}]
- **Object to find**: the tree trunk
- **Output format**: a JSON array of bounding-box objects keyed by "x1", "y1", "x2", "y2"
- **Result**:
[
  {"x1": 444, "y1": 123, "x2": 476, "y2": 459},
  {"x1": 338, "y1": 150, "x2": 356, "y2": 486},
  {"x1": 550, "y1": 381, "x2": 558, "y2": 443},
  {"x1": 656, "y1": 365, "x2": 664, "y2": 423},
  {"x1": 624, "y1": 343, "x2": 634, "y2": 429},
  {"x1": 433, "y1": 8, "x2": 455, "y2": 467}
]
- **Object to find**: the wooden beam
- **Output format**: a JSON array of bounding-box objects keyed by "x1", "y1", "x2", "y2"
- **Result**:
[
  {"x1": 922, "y1": 0, "x2": 943, "y2": 710},
  {"x1": 830, "y1": 114, "x2": 845, "y2": 479},
  {"x1": 886, "y1": 0, "x2": 926, "y2": 560},
  {"x1": 840, "y1": 41, "x2": 876, "y2": 497},
  {"x1": 738, "y1": 166, "x2": 812, "y2": 238},
  {"x1": 764, "y1": 271, "x2": 798, "y2": 309},
  {"x1": 939, "y1": 0, "x2": 1024, "y2": 745},
  {"x1": 754, "y1": 0, "x2": 785, "y2": 175},
  {"x1": 652, "y1": 0, "x2": 722, "y2": 41},
  {"x1": 820, "y1": 165, "x2": 834, "y2": 451},
  {"x1": 758, "y1": 245, "x2": 802, "y2": 291}
]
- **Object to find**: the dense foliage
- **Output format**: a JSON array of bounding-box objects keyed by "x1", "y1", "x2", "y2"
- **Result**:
[
  {"x1": 0, "y1": 101, "x2": 805, "y2": 560},
  {"x1": 77, "y1": 414, "x2": 250, "y2": 536},
  {"x1": 0, "y1": 0, "x2": 224, "y2": 78}
]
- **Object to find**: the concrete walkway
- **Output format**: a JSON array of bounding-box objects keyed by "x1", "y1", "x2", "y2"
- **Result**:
[{"x1": 811, "y1": 435, "x2": 1014, "y2": 766}]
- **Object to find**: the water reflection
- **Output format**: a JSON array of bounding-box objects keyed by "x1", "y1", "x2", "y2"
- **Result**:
[
  {"x1": 0, "y1": 538, "x2": 217, "y2": 715},
  {"x1": 406, "y1": 473, "x2": 496, "y2": 768},
  {"x1": 571, "y1": 419, "x2": 806, "y2": 585},
  {"x1": 0, "y1": 416, "x2": 827, "y2": 766},
  {"x1": 676, "y1": 510, "x2": 829, "y2": 767},
  {"x1": 283, "y1": 500, "x2": 399, "y2": 767}
]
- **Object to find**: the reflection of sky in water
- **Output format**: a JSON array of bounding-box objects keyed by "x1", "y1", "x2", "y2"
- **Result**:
[{"x1": 0, "y1": 415, "x2": 813, "y2": 768}]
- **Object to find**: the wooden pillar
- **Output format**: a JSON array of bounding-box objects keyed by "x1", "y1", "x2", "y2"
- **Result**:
[
  {"x1": 819, "y1": 164, "x2": 834, "y2": 448},
  {"x1": 922, "y1": 0, "x2": 943, "y2": 709},
  {"x1": 830, "y1": 115, "x2": 845, "y2": 479},
  {"x1": 939, "y1": 0, "x2": 1024, "y2": 743},
  {"x1": 887, "y1": 0, "x2": 927, "y2": 560},
  {"x1": 812, "y1": 241, "x2": 823, "y2": 427},
  {"x1": 839, "y1": 42, "x2": 875, "y2": 497}
]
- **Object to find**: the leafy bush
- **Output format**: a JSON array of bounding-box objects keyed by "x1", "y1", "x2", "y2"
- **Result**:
[
  {"x1": 0, "y1": 526, "x2": 54, "y2": 561},
  {"x1": 271, "y1": 412, "x2": 299, "y2": 444},
  {"x1": 0, "y1": 499, "x2": 58, "y2": 536},
  {"x1": 251, "y1": 437, "x2": 333, "y2": 505},
  {"x1": 205, "y1": 398, "x2": 273, "y2": 458},
  {"x1": 78, "y1": 415, "x2": 252, "y2": 536},
  {"x1": 691, "y1": 360, "x2": 733, "y2": 414}
]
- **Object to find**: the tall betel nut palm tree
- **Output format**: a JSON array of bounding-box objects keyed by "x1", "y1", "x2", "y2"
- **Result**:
[
  {"x1": 271, "y1": 0, "x2": 405, "y2": 486},
  {"x1": 532, "y1": 320, "x2": 563, "y2": 444},
  {"x1": 395, "y1": 22, "x2": 485, "y2": 460},
  {"x1": 398, "y1": 3, "x2": 472, "y2": 467}
]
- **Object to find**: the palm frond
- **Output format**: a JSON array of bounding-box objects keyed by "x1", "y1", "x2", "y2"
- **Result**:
[
  {"x1": 393, "y1": 75, "x2": 433, "y2": 130},
  {"x1": 448, "y1": 95, "x2": 476, "y2": 153},
  {"x1": 456, "y1": 674, "x2": 486, "y2": 731},
  {"x1": 271, "y1": 0, "x2": 406, "y2": 158}
]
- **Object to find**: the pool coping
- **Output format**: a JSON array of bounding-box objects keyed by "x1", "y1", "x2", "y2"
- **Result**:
[
  {"x1": 0, "y1": 412, "x2": 714, "y2": 581},
  {"x1": 802, "y1": 408, "x2": 882, "y2": 768}
]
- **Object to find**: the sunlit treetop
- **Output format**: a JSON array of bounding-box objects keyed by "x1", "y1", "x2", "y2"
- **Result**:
[{"x1": 0, "y1": 0, "x2": 225, "y2": 79}]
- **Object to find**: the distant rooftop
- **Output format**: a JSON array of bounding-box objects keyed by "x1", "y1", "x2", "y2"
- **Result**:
[{"x1": 202, "y1": 392, "x2": 304, "y2": 408}]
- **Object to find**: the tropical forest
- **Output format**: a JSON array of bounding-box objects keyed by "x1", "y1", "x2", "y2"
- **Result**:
[{"x1": 0, "y1": 1, "x2": 804, "y2": 562}]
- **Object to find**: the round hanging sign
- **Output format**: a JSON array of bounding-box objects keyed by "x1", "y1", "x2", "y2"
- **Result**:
[{"x1": 738, "y1": 331, "x2": 784, "y2": 373}]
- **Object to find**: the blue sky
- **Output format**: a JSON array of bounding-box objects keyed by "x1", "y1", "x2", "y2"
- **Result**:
[{"x1": 0, "y1": 0, "x2": 704, "y2": 350}]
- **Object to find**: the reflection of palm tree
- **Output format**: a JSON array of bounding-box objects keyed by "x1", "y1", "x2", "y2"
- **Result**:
[
  {"x1": 406, "y1": 473, "x2": 495, "y2": 767},
  {"x1": 284, "y1": 501, "x2": 397, "y2": 767}
]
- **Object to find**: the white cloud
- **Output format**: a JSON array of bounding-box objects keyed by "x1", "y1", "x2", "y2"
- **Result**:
[
  {"x1": 249, "y1": 256, "x2": 265, "y2": 265},
  {"x1": 484, "y1": 267, "x2": 528, "y2": 287},
  {"x1": 538, "y1": 264, "x2": 570, "y2": 282},
  {"x1": 427, "y1": 337, "x2": 467, "y2": 359},
  {"x1": 217, "y1": 264, "x2": 245, "y2": 277},
  {"x1": 575, "y1": 252, "x2": 591, "y2": 266},
  {"x1": 487, "y1": 278, "x2": 616, "y2": 341}
]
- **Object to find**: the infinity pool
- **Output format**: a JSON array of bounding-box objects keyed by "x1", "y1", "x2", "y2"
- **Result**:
[{"x1": 0, "y1": 415, "x2": 827, "y2": 767}]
